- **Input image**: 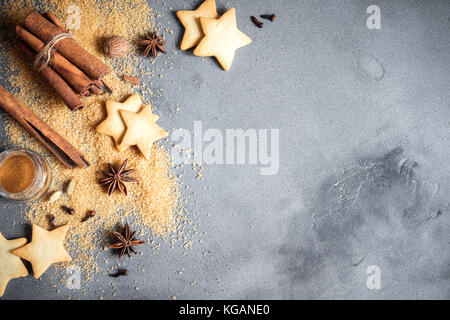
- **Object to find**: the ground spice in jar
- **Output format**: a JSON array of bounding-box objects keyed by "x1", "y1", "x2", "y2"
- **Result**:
[{"x1": 0, "y1": 155, "x2": 35, "y2": 193}]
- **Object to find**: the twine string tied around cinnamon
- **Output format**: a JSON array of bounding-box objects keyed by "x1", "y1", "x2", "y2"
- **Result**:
[{"x1": 33, "y1": 32, "x2": 73, "y2": 70}]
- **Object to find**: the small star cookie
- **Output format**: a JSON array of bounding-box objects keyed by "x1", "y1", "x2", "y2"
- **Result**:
[
  {"x1": 193, "y1": 7, "x2": 252, "y2": 71},
  {"x1": 96, "y1": 94, "x2": 143, "y2": 149},
  {"x1": 176, "y1": 0, "x2": 219, "y2": 50},
  {"x1": 0, "y1": 233, "x2": 28, "y2": 297},
  {"x1": 12, "y1": 224, "x2": 72, "y2": 279},
  {"x1": 118, "y1": 105, "x2": 168, "y2": 160}
]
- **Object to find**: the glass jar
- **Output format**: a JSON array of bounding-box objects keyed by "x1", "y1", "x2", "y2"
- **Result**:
[{"x1": 0, "y1": 149, "x2": 52, "y2": 201}]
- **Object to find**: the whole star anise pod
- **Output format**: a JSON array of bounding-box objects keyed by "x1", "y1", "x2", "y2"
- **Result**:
[
  {"x1": 99, "y1": 159, "x2": 136, "y2": 196},
  {"x1": 109, "y1": 223, "x2": 144, "y2": 258},
  {"x1": 137, "y1": 31, "x2": 167, "y2": 59}
]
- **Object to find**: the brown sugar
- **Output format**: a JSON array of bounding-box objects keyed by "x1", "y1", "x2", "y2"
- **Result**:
[{"x1": 0, "y1": 155, "x2": 35, "y2": 193}]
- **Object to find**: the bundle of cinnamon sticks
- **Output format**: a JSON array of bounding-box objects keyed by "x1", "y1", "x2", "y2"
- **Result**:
[{"x1": 16, "y1": 11, "x2": 112, "y2": 111}]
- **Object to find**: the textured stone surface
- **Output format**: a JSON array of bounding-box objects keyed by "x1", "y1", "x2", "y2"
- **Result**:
[{"x1": 1, "y1": 0, "x2": 450, "y2": 299}]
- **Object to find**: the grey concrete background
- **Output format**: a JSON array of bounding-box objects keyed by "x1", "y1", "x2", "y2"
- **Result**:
[{"x1": 1, "y1": 0, "x2": 450, "y2": 299}]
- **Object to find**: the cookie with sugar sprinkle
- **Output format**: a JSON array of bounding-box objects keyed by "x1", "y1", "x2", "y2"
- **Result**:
[
  {"x1": 0, "y1": 233, "x2": 28, "y2": 297},
  {"x1": 12, "y1": 224, "x2": 72, "y2": 279},
  {"x1": 118, "y1": 105, "x2": 168, "y2": 160},
  {"x1": 96, "y1": 94, "x2": 143, "y2": 149},
  {"x1": 193, "y1": 7, "x2": 251, "y2": 70},
  {"x1": 176, "y1": 0, "x2": 219, "y2": 50}
]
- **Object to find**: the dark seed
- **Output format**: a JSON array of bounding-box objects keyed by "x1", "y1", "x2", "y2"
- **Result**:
[
  {"x1": 82, "y1": 210, "x2": 96, "y2": 222},
  {"x1": 261, "y1": 14, "x2": 276, "y2": 21},
  {"x1": 48, "y1": 214, "x2": 56, "y2": 229},
  {"x1": 61, "y1": 205, "x2": 75, "y2": 215},
  {"x1": 110, "y1": 269, "x2": 128, "y2": 278},
  {"x1": 250, "y1": 16, "x2": 263, "y2": 28}
]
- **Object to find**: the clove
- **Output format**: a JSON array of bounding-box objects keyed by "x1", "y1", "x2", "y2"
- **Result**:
[
  {"x1": 61, "y1": 205, "x2": 75, "y2": 215},
  {"x1": 250, "y1": 16, "x2": 263, "y2": 28},
  {"x1": 261, "y1": 14, "x2": 276, "y2": 21},
  {"x1": 48, "y1": 214, "x2": 56, "y2": 229},
  {"x1": 82, "y1": 210, "x2": 96, "y2": 222},
  {"x1": 110, "y1": 269, "x2": 128, "y2": 278}
]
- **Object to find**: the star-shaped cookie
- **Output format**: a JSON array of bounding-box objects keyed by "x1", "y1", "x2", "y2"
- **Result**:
[
  {"x1": 96, "y1": 94, "x2": 143, "y2": 148},
  {"x1": 176, "y1": 0, "x2": 219, "y2": 50},
  {"x1": 12, "y1": 224, "x2": 72, "y2": 279},
  {"x1": 0, "y1": 233, "x2": 28, "y2": 297},
  {"x1": 193, "y1": 7, "x2": 252, "y2": 71},
  {"x1": 118, "y1": 105, "x2": 168, "y2": 160}
]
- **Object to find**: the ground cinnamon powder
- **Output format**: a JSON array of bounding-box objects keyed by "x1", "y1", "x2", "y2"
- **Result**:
[{"x1": 0, "y1": 155, "x2": 35, "y2": 193}]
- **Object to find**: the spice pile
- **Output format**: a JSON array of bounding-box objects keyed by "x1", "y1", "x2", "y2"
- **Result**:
[{"x1": 0, "y1": 0, "x2": 188, "y2": 282}]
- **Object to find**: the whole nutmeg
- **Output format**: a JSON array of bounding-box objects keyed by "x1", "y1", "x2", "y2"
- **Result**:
[{"x1": 104, "y1": 36, "x2": 130, "y2": 58}]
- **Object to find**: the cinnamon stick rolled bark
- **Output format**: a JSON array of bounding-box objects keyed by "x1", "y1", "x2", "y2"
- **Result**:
[
  {"x1": 18, "y1": 41, "x2": 83, "y2": 111},
  {"x1": 44, "y1": 11, "x2": 67, "y2": 31},
  {"x1": 16, "y1": 25, "x2": 94, "y2": 96},
  {"x1": 23, "y1": 11, "x2": 111, "y2": 80},
  {"x1": 89, "y1": 83, "x2": 103, "y2": 95},
  {"x1": 0, "y1": 84, "x2": 90, "y2": 169}
]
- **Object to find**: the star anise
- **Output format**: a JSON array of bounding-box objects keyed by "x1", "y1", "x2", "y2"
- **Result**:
[
  {"x1": 109, "y1": 223, "x2": 144, "y2": 258},
  {"x1": 99, "y1": 159, "x2": 136, "y2": 196},
  {"x1": 137, "y1": 31, "x2": 167, "y2": 59}
]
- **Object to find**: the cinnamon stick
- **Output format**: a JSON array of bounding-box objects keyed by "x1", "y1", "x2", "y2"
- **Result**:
[
  {"x1": 0, "y1": 84, "x2": 90, "y2": 169},
  {"x1": 23, "y1": 11, "x2": 111, "y2": 80},
  {"x1": 44, "y1": 11, "x2": 67, "y2": 31},
  {"x1": 100, "y1": 79, "x2": 112, "y2": 94},
  {"x1": 18, "y1": 41, "x2": 83, "y2": 111},
  {"x1": 89, "y1": 83, "x2": 103, "y2": 95},
  {"x1": 16, "y1": 25, "x2": 94, "y2": 96}
]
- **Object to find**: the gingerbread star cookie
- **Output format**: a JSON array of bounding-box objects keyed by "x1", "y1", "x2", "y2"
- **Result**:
[
  {"x1": 12, "y1": 224, "x2": 72, "y2": 279},
  {"x1": 193, "y1": 7, "x2": 252, "y2": 71},
  {"x1": 176, "y1": 0, "x2": 219, "y2": 50},
  {"x1": 118, "y1": 105, "x2": 168, "y2": 160},
  {"x1": 0, "y1": 233, "x2": 28, "y2": 297},
  {"x1": 96, "y1": 94, "x2": 143, "y2": 148}
]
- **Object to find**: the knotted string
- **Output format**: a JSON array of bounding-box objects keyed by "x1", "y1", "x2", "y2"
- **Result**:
[{"x1": 33, "y1": 32, "x2": 73, "y2": 70}]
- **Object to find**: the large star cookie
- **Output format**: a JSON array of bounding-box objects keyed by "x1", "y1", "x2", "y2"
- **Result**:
[
  {"x1": 0, "y1": 233, "x2": 28, "y2": 297},
  {"x1": 118, "y1": 105, "x2": 168, "y2": 160},
  {"x1": 96, "y1": 94, "x2": 143, "y2": 148},
  {"x1": 193, "y1": 7, "x2": 252, "y2": 71},
  {"x1": 12, "y1": 224, "x2": 72, "y2": 279},
  {"x1": 176, "y1": 0, "x2": 219, "y2": 50}
]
